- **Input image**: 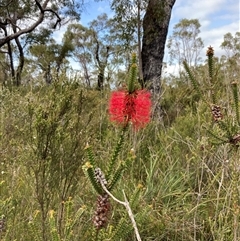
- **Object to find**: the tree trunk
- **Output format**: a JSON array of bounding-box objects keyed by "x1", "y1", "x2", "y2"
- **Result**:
[
  {"x1": 44, "y1": 64, "x2": 52, "y2": 84},
  {"x1": 141, "y1": 0, "x2": 176, "y2": 93},
  {"x1": 137, "y1": 0, "x2": 143, "y2": 84},
  {"x1": 2, "y1": 26, "x2": 15, "y2": 82},
  {"x1": 14, "y1": 36, "x2": 24, "y2": 86},
  {"x1": 7, "y1": 41, "x2": 15, "y2": 81},
  {"x1": 12, "y1": 10, "x2": 24, "y2": 86},
  {"x1": 95, "y1": 39, "x2": 110, "y2": 90}
]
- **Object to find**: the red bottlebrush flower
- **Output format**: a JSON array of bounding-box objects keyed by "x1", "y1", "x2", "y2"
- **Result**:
[{"x1": 109, "y1": 90, "x2": 151, "y2": 129}]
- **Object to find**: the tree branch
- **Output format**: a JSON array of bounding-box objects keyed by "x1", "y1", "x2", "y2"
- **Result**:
[
  {"x1": 98, "y1": 172, "x2": 142, "y2": 241},
  {"x1": 0, "y1": 0, "x2": 13, "y2": 8},
  {"x1": 35, "y1": 0, "x2": 61, "y2": 28},
  {"x1": 0, "y1": 0, "x2": 61, "y2": 48}
]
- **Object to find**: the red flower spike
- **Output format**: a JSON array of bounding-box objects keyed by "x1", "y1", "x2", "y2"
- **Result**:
[{"x1": 109, "y1": 90, "x2": 151, "y2": 129}]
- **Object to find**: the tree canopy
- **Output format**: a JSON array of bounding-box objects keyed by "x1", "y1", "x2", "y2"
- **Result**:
[
  {"x1": 0, "y1": 0, "x2": 82, "y2": 85},
  {"x1": 0, "y1": 0, "x2": 82, "y2": 47},
  {"x1": 167, "y1": 18, "x2": 204, "y2": 67}
]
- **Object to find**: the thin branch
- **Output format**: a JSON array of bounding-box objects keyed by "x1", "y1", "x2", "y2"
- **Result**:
[
  {"x1": 0, "y1": 0, "x2": 61, "y2": 48},
  {"x1": 0, "y1": 50, "x2": 8, "y2": 54},
  {"x1": 98, "y1": 176, "x2": 142, "y2": 241},
  {"x1": 122, "y1": 190, "x2": 142, "y2": 241},
  {"x1": 35, "y1": 0, "x2": 61, "y2": 28},
  {"x1": 0, "y1": 0, "x2": 13, "y2": 7}
]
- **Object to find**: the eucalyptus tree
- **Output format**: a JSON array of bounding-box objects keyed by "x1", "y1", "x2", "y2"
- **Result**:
[
  {"x1": 220, "y1": 32, "x2": 240, "y2": 78},
  {"x1": 64, "y1": 23, "x2": 94, "y2": 87},
  {"x1": 28, "y1": 38, "x2": 74, "y2": 84},
  {"x1": 103, "y1": 0, "x2": 176, "y2": 93},
  {"x1": 88, "y1": 14, "x2": 112, "y2": 89},
  {"x1": 167, "y1": 18, "x2": 204, "y2": 68},
  {"x1": 0, "y1": 0, "x2": 82, "y2": 85},
  {"x1": 141, "y1": 0, "x2": 176, "y2": 93},
  {"x1": 111, "y1": 0, "x2": 148, "y2": 81},
  {"x1": 65, "y1": 13, "x2": 124, "y2": 89},
  {"x1": 221, "y1": 32, "x2": 240, "y2": 58}
]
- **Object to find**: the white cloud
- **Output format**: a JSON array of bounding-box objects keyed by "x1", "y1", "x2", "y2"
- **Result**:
[
  {"x1": 97, "y1": 6, "x2": 105, "y2": 12},
  {"x1": 167, "y1": 0, "x2": 239, "y2": 62},
  {"x1": 53, "y1": 26, "x2": 67, "y2": 43},
  {"x1": 162, "y1": 63, "x2": 181, "y2": 77},
  {"x1": 52, "y1": 19, "x2": 79, "y2": 43},
  {"x1": 173, "y1": 0, "x2": 227, "y2": 21},
  {"x1": 200, "y1": 20, "x2": 211, "y2": 29},
  {"x1": 170, "y1": 0, "x2": 239, "y2": 33},
  {"x1": 200, "y1": 21, "x2": 239, "y2": 57}
]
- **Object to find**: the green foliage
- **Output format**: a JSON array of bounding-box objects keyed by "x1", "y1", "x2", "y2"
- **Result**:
[
  {"x1": 83, "y1": 159, "x2": 103, "y2": 195},
  {"x1": 110, "y1": 218, "x2": 132, "y2": 240},
  {"x1": 0, "y1": 81, "x2": 106, "y2": 240},
  {"x1": 127, "y1": 53, "x2": 138, "y2": 93},
  {"x1": 1, "y1": 37, "x2": 240, "y2": 240},
  {"x1": 184, "y1": 47, "x2": 240, "y2": 146},
  {"x1": 106, "y1": 128, "x2": 126, "y2": 181},
  {"x1": 231, "y1": 82, "x2": 240, "y2": 125},
  {"x1": 111, "y1": 0, "x2": 148, "y2": 50},
  {"x1": 26, "y1": 199, "x2": 86, "y2": 241},
  {"x1": 220, "y1": 32, "x2": 240, "y2": 57},
  {"x1": 83, "y1": 127, "x2": 131, "y2": 196},
  {"x1": 0, "y1": 0, "x2": 82, "y2": 85},
  {"x1": 183, "y1": 60, "x2": 204, "y2": 101},
  {"x1": 207, "y1": 47, "x2": 214, "y2": 80},
  {"x1": 64, "y1": 14, "x2": 129, "y2": 89},
  {"x1": 184, "y1": 47, "x2": 240, "y2": 241}
]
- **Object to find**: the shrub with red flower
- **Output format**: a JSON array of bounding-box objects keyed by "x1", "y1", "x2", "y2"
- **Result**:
[{"x1": 109, "y1": 89, "x2": 151, "y2": 129}]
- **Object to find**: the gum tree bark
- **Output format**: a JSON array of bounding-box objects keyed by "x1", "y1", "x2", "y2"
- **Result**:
[{"x1": 141, "y1": 0, "x2": 176, "y2": 94}]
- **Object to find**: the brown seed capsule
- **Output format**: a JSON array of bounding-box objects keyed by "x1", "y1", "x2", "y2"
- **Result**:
[
  {"x1": 93, "y1": 193, "x2": 111, "y2": 229},
  {"x1": 211, "y1": 104, "x2": 223, "y2": 122},
  {"x1": 206, "y1": 46, "x2": 214, "y2": 56}
]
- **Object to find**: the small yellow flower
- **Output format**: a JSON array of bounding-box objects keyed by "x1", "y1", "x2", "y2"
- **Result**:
[
  {"x1": 129, "y1": 148, "x2": 136, "y2": 159},
  {"x1": 130, "y1": 148, "x2": 135, "y2": 155},
  {"x1": 49, "y1": 210, "x2": 55, "y2": 219},
  {"x1": 82, "y1": 162, "x2": 93, "y2": 170},
  {"x1": 33, "y1": 210, "x2": 40, "y2": 219},
  {"x1": 81, "y1": 205, "x2": 87, "y2": 210},
  {"x1": 84, "y1": 142, "x2": 90, "y2": 150},
  {"x1": 148, "y1": 204, "x2": 153, "y2": 209}
]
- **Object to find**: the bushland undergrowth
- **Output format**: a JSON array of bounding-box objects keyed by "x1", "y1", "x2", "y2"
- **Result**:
[{"x1": 0, "y1": 48, "x2": 240, "y2": 240}]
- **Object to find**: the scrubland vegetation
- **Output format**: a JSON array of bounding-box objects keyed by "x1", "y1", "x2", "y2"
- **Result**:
[
  {"x1": 0, "y1": 43, "x2": 240, "y2": 241},
  {"x1": 1, "y1": 0, "x2": 239, "y2": 239}
]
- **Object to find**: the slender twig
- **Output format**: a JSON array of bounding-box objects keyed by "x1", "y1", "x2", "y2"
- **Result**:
[{"x1": 98, "y1": 176, "x2": 142, "y2": 241}]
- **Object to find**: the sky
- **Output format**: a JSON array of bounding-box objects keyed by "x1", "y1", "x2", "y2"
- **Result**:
[
  {"x1": 54, "y1": 0, "x2": 240, "y2": 72},
  {"x1": 171, "y1": 0, "x2": 239, "y2": 53},
  {"x1": 81, "y1": 0, "x2": 239, "y2": 52}
]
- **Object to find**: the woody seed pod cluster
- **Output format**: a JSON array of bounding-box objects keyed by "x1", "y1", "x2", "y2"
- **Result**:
[
  {"x1": 93, "y1": 193, "x2": 111, "y2": 229},
  {"x1": 206, "y1": 46, "x2": 214, "y2": 56},
  {"x1": 211, "y1": 104, "x2": 223, "y2": 122},
  {"x1": 93, "y1": 168, "x2": 111, "y2": 229},
  {"x1": 0, "y1": 215, "x2": 6, "y2": 233}
]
